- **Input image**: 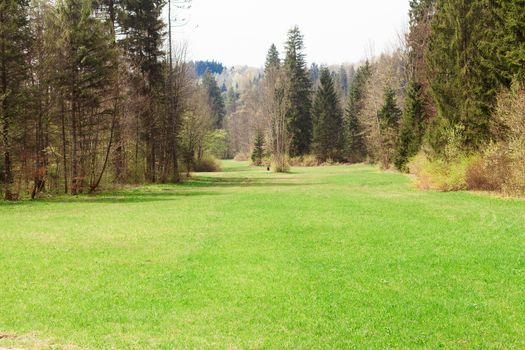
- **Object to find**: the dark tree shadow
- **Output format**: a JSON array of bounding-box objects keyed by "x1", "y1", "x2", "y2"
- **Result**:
[{"x1": 186, "y1": 176, "x2": 315, "y2": 188}]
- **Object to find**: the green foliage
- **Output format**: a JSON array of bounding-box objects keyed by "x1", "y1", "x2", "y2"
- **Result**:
[
  {"x1": 283, "y1": 26, "x2": 312, "y2": 157},
  {"x1": 377, "y1": 86, "x2": 401, "y2": 168},
  {"x1": 344, "y1": 62, "x2": 370, "y2": 162},
  {"x1": 251, "y1": 130, "x2": 265, "y2": 166},
  {"x1": 205, "y1": 129, "x2": 228, "y2": 159},
  {"x1": 395, "y1": 81, "x2": 425, "y2": 171},
  {"x1": 264, "y1": 44, "x2": 280, "y2": 73},
  {"x1": 202, "y1": 69, "x2": 226, "y2": 128},
  {"x1": 0, "y1": 0, "x2": 31, "y2": 199},
  {"x1": 312, "y1": 68, "x2": 344, "y2": 162},
  {"x1": 409, "y1": 152, "x2": 475, "y2": 191},
  {"x1": 426, "y1": 0, "x2": 500, "y2": 153},
  {"x1": 119, "y1": 0, "x2": 165, "y2": 84}
]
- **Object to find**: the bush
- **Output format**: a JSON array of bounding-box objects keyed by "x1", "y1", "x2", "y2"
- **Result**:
[
  {"x1": 233, "y1": 152, "x2": 250, "y2": 161},
  {"x1": 464, "y1": 156, "x2": 499, "y2": 191},
  {"x1": 408, "y1": 153, "x2": 474, "y2": 191},
  {"x1": 271, "y1": 161, "x2": 289, "y2": 173},
  {"x1": 192, "y1": 157, "x2": 221, "y2": 172},
  {"x1": 288, "y1": 155, "x2": 322, "y2": 167}
]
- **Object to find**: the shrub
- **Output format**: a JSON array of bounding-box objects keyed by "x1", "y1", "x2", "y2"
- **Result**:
[
  {"x1": 233, "y1": 152, "x2": 250, "y2": 161},
  {"x1": 465, "y1": 156, "x2": 498, "y2": 191},
  {"x1": 192, "y1": 157, "x2": 221, "y2": 172},
  {"x1": 288, "y1": 155, "x2": 322, "y2": 167},
  {"x1": 408, "y1": 152, "x2": 474, "y2": 191},
  {"x1": 271, "y1": 161, "x2": 290, "y2": 173}
]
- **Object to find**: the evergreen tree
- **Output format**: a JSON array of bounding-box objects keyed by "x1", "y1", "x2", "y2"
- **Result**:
[
  {"x1": 377, "y1": 86, "x2": 402, "y2": 168},
  {"x1": 202, "y1": 69, "x2": 226, "y2": 128},
  {"x1": 251, "y1": 130, "x2": 265, "y2": 166},
  {"x1": 339, "y1": 65, "x2": 348, "y2": 96},
  {"x1": 344, "y1": 62, "x2": 370, "y2": 162},
  {"x1": 427, "y1": 0, "x2": 500, "y2": 154},
  {"x1": 51, "y1": 0, "x2": 116, "y2": 194},
  {"x1": 486, "y1": 0, "x2": 525, "y2": 84},
  {"x1": 395, "y1": 81, "x2": 425, "y2": 170},
  {"x1": 119, "y1": 0, "x2": 165, "y2": 182},
  {"x1": 312, "y1": 68, "x2": 344, "y2": 161},
  {"x1": 309, "y1": 63, "x2": 319, "y2": 83},
  {"x1": 0, "y1": 0, "x2": 31, "y2": 200},
  {"x1": 283, "y1": 26, "x2": 312, "y2": 157},
  {"x1": 265, "y1": 44, "x2": 280, "y2": 72}
]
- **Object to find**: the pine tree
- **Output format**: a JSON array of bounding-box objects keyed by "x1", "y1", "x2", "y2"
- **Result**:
[
  {"x1": 265, "y1": 44, "x2": 280, "y2": 72},
  {"x1": 344, "y1": 62, "x2": 370, "y2": 162},
  {"x1": 119, "y1": 0, "x2": 165, "y2": 182},
  {"x1": 309, "y1": 63, "x2": 319, "y2": 84},
  {"x1": 283, "y1": 26, "x2": 312, "y2": 157},
  {"x1": 202, "y1": 69, "x2": 226, "y2": 128},
  {"x1": 486, "y1": 0, "x2": 525, "y2": 84},
  {"x1": 377, "y1": 86, "x2": 402, "y2": 168},
  {"x1": 251, "y1": 130, "x2": 265, "y2": 166},
  {"x1": 427, "y1": 0, "x2": 499, "y2": 154},
  {"x1": 339, "y1": 65, "x2": 349, "y2": 96},
  {"x1": 0, "y1": 0, "x2": 31, "y2": 200},
  {"x1": 395, "y1": 81, "x2": 425, "y2": 171},
  {"x1": 312, "y1": 68, "x2": 344, "y2": 162},
  {"x1": 51, "y1": 0, "x2": 116, "y2": 194}
]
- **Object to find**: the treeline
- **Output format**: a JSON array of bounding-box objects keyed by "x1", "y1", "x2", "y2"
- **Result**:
[
  {"x1": 192, "y1": 60, "x2": 225, "y2": 77},
  {"x1": 227, "y1": 1, "x2": 524, "y2": 195},
  {"x1": 398, "y1": 0, "x2": 524, "y2": 194},
  {"x1": 0, "y1": 0, "x2": 230, "y2": 201}
]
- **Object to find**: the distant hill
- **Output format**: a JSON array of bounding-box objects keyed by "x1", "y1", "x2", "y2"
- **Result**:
[{"x1": 192, "y1": 60, "x2": 225, "y2": 76}]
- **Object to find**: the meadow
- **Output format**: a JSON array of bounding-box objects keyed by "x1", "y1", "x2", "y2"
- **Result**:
[{"x1": 1, "y1": 161, "x2": 524, "y2": 349}]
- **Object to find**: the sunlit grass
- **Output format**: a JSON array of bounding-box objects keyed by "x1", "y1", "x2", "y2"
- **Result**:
[{"x1": 1, "y1": 161, "x2": 524, "y2": 349}]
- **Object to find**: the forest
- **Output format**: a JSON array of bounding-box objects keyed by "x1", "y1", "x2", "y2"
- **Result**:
[
  {"x1": 2, "y1": 1, "x2": 525, "y2": 348},
  {"x1": 1, "y1": 0, "x2": 524, "y2": 200}
]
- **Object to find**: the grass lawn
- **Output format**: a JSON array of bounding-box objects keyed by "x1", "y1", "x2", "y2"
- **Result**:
[{"x1": 1, "y1": 160, "x2": 525, "y2": 349}]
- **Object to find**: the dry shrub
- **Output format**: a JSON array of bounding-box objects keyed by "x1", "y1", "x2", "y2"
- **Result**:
[
  {"x1": 233, "y1": 152, "x2": 250, "y2": 161},
  {"x1": 465, "y1": 157, "x2": 498, "y2": 191},
  {"x1": 271, "y1": 161, "x2": 290, "y2": 173},
  {"x1": 481, "y1": 81, "x2": 525, "y2": 196},
  {"x1": 192, "y1": 157, "x2": 221, "y2": 172},
  {"x1": 288, "y1": 155, "x2": 322, "y2": 167}
]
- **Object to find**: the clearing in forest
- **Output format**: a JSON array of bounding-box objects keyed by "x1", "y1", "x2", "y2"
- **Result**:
[{"x1": 1, "y1": 161, "x2": 524, "y2": 349}]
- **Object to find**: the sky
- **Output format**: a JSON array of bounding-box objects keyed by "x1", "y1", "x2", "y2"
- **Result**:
[{"x1": 173, "y1": 0, "x2": 410, "y2": 68}]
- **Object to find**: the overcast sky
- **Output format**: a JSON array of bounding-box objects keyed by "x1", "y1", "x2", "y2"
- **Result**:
[{"x1": 173, "y1": 0, "x2": 410, "y2": 67}]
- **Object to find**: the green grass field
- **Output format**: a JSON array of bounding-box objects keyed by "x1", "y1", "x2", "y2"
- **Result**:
[{"x1": 1, "y1": 161, "x2": 525, "y2": 349}]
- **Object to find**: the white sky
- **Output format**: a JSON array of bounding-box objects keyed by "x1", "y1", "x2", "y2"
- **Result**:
[{"x1": 173, "y1": 0, "x2": 410, "y2": 68}]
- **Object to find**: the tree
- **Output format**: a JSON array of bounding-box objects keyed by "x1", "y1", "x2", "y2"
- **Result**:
[
  {"x1": 119, "y1": 0, "x2": 165, "y2": 182},
  {"x1": 427, "y1": 0, "x2": 499, "y2": 154},
  {"x1": 407, "y1": 0, "x2": 436, "y2": 119},
  {"x1": 283, "y1": 26, "x2": 312, "y2": 157},
  {"x1": 312, "y1": 68, "x2": 344, "y2": 162},
  {"x1": 377, "y1": 86, "x2": 401, "y2": 168},
  {"x1": 344, "y1": 62, "x2": 370, "y2": 162},
  {"x1": 202, "y1": 69, "x2": 226, "y2": 128},
  {"x1": 251, "y1": 130, "x2": 265, "y2": 166},
  {"x1": 265, "y1": 44, "x2": 280, "y2": 72},
  {"x1": 395, "y1": 81, "x2": 425, "y2": 170},
  {"x1": 0, "y1": 0, "x2": 31, "y2": 200},
  {"x1": 339, "y1": 65, "x2": 349, "y2": 96},
  {"x1": 263, "y1": 44, "x2": 288, "y2": 172},
  {"x1": 49, "y1": 0, "x2": 116, "y2": 194},
  {"x1": 309, "y1": 63, "x2": 319, "y2": 84},
  {"x1": 179, "y1": 84, "x2": 213, "y2": 176}
]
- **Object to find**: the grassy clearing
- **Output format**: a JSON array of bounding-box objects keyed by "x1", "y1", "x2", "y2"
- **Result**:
[{"x1": 1, "y1": 161, "x2": 525, "y2": 349}]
